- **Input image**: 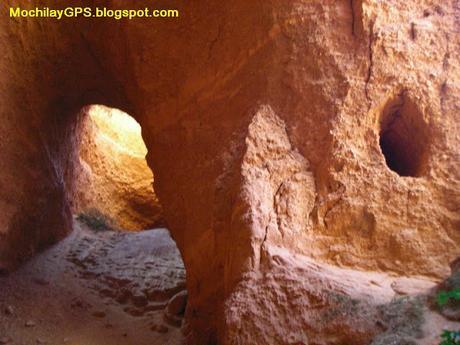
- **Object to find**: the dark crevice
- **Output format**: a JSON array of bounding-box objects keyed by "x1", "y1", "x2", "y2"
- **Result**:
[
  {"x1": 365, "y1": 21, "x2": 375, "y2": 107},
  {"x1": 207, "y1": 24, "x2": 223, "y2": 61},
  {"x1": 378, "y1": 93, "x2": 429, "y2": 177},
  {"x1": 350, "y1": 0, "x2": 356, "y2": 37},
  {"x1": 410, "y1": 22, "x2": 417, "y2": 40}
]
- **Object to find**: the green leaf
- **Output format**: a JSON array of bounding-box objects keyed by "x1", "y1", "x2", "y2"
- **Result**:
[
  {"x1": 438, "y1": 291, "x2": 450, "y2": 306},
  {"x1": 450, "y1": 289, "x2": 460, "y2": 300},
  {"x1": 439, "y1": 329, "x2": 460, "y2": 345}
]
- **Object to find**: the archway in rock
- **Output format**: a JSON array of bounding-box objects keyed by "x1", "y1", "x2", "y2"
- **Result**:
[
  {"x1": 0, "y1": 1, "x2": 459, "y2": 344},
  {"x1": 0, "y1": 104, "x2": 189, "y2": 345},
  {"x1": 71, "y1": 104, "x2": 164, "y2": 231}
]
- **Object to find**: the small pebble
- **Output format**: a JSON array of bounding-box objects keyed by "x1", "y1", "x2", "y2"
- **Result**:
[
  {"x1": 36, "y1": 338, "x2": 46, "y2": 344},
  {"x1": 25, "y1": 320, "x2": 36, "y2": 327},
  {"x1": 0, "y1": 337, "x2": 11, "y2": 344}
]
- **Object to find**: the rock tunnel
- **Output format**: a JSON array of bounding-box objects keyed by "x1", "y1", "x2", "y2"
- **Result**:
[{"x1": 0, "y1": 0, "x2": 459, "y2": 344}]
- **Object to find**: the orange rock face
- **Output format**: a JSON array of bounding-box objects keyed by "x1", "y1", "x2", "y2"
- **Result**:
[
  {"x1": 0, "y1": 0, "x2": 459, "y2": 343},
  {"x1": 72, "y1": 105, "x2": 163, "y2": 231}
]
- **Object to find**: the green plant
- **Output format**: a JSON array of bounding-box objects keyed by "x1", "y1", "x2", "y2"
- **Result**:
[
  {"x1": 76, "y1": 209, "x2": 113, "y2": 232},
  {"x1": 436, "y1": 288, "x2": 460, "y2": 345},
  {"x1": 437, "y1": 288, "x2": 460, "y2": 306},
  {"x1": 440, "y1": 330, "x2": 460, "y2": 345}
]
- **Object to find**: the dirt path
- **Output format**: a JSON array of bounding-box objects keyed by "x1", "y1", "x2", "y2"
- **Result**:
[{"x1": 0, "y1": 219, "x2": 186, "y2": 345}]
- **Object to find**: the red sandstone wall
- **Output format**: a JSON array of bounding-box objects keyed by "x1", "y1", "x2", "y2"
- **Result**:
[
  {"x1": 0, "y1": 0, "x2": 459, "y2": 343},
  {"x1": 0, "y1": 0, "x2": 129, "y2": 268}
]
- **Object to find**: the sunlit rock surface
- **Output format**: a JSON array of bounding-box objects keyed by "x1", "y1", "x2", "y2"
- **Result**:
[{"x1": 72, "y1": 105, "x2": 164, "y2": 231}]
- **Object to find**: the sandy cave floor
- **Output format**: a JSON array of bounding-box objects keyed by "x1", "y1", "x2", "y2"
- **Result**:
[
  {"x1": 0, "y1": 219, "x2": 458, "y2": 345},
  {"x1": 0, "y1": 219, "x2": 186, "y2": 345}
]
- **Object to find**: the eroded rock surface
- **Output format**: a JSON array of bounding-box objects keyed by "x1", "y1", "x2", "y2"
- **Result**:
[
  {"x1": 66, "y1": 224, "x2": 185, "y2": 314},
  {"x1": 72, "y1": 105, "x2": 164, "y2": 231},
  {"x1": 0, "y1": 0, "x2": 459, "y2": 344}
]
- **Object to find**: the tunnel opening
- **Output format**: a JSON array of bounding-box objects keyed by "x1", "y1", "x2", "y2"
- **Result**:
[
  {"x1": 378, "y1": 93, "x2": 430, "y2": 177},
  {"x1": 68, "y1": 104, "x2": 188, "y2": 336},
  {"x1": 0, "y1": 105, "x2": 188, "y2": 344},
  {"x1": 72, "y1": 104, "x2": 165, "y2": 231}
]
